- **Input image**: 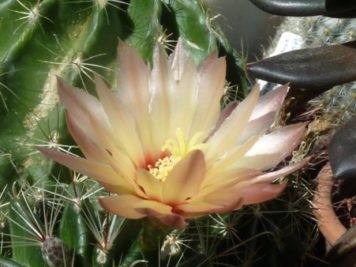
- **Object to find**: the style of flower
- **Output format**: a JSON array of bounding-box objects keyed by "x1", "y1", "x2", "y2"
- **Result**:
[{"x1": 40, "y1": 40, "x2": 308, "y2": 229}]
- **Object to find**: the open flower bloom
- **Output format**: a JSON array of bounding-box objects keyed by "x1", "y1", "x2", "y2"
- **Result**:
[{"x1": 40, "y1": 40, "x2": 308, "y2": 229}]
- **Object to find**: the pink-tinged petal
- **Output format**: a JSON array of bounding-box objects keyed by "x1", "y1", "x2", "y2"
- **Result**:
[
  {"x1": 99, "y1": 195, "x2": 146, "y2": 219},
  {"x1": 163, "y1": 150, "x2": 206, "y2": 203},
  {"x1": 137, "y1": 207, "x2": 187, "y2": 229},
  {"x1": 190, "y1": 56, "x2": 226, "y2": 135},
  {"x1": 57, "y1": 78, "x2": 108, "y2": 132},
  {"x1": 201, "y1": 168, "x2": 261, "y2": 193},
  {"x1": 201, "y1": 188, "x2": 243, "y2": 209},
  {"x1": 115, "y1": 44, "x2": 155, "y2": 153},
  {"x1": 177, "y1": 202, "x2": 222, "y2": 214},
  {"x1": 208, "y1": 101, "x2": 238, "y2": 138},
  {"x1": 250, "y1": 84, "x2": 289, "y2": 121},
  {"x1": 239, "y1": 182, "x2": 287, "y2": 205},
  {"x1": 66, "y1": 112, "x2": 143, "y2": 194},
  {"x1": 66, "y1": 112, "x2": 105, "y2": 162},
  {"x1": 155, "y1": 214, "x2": 186, "y2": 229},
  {"x1": 168, "y1": 56, "x2": 198, "y2": 137},
  {"x1": 169, "y1": 38, "x2": 188, "y2": 81},
  {"x1": 94, "y1": 76, "x2": 146, "y2": 163},
  {"x1": 136, "y1": 169, "x2": 163, "y2": 200},
  {"x1": 66, "y1": 113, "x2": 134, "y2": 176},
  {"x1": 149, "y1": 44, "x2": 171, "y2": 147},
  {"x1": 179, "y1": 190, "x2": 243, "y2": 217},
  {"x1": 117, "y1": 41, "x2": 150, "y2": 110},
  {"x1": 57, "y1": 78, "x2": 123, "y2": 163},
  {"x1": 211, "y1": 135, "x2": 260, "y2": 171},
  {"x1": 238, "y1": 112, "x2": 276, "y2": 144},
  {"x1": 239, "y1": 157, "x2": 309, "y2": 205},
  {"x1": 99, "y1": 195, "x2": 175, "y2": 223},
  {"x1": 236, "y1": 123, "x2": 307, "y2": 170},
  {"x1": 253, "y1": 157, "x2": 310, "y2": 183},
  {"x1": 207, "y1": 85, "x2": 260, "y2": 159},
  {"x1": 38, "y1": 148, "x2": 132, "y2": 193},
  {"x1": 198, "y1": 51, "x2": 219, "y2": 73}
]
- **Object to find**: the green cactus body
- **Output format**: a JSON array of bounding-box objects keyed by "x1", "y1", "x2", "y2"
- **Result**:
[{"x1": 0, "y1": 1, "x2": 252, "y2": 266}]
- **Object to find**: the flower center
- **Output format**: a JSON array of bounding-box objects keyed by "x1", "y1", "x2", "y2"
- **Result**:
[
  {"x1": 148, "y1": 155, "x2": 181, "y2": 182},
  {"x1": 148, "y1": 128, "x2": 207, "y2": 181}
]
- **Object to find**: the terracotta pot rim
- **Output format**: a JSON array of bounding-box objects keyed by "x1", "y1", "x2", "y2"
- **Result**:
[{"x1": 313, "y1": 162, "x2": 347, "y2": 246}]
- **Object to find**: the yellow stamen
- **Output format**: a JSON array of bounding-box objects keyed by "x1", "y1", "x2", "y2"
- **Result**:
[
  {"x1": 148, "y1": 155, "x2": 181, "y2": 181},
  {"x1": 162, "y1": 128, "x2": 208, "y2": 156},
  {"x1": 148, "y1": 128, "x2": 208, "y2": 181}
]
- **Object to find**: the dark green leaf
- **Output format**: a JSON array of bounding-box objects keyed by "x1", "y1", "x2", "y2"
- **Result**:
[
  {"x1": 126, "y1": 0, "x2": 162, "y2": 60},
  {"x1": 250, "y1": 0, "x2": 356, "y2": 17},
  {"x1": 250, "y1": 0, "x2": 325, "y2": 16},
  {"x1": 248, "y1": 41, "x2": 356, "y2": 90},
  {"x1": 171, "y1": 0, "x2": 217, "y2": 63},
  {"x1": 329, "y1": 117, "x2": 356, "y2": 198}
]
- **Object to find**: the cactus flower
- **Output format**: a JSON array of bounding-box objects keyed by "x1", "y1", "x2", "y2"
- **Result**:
[{"x1": 40, "y1": 40, "x2": 308, "y2": 229}]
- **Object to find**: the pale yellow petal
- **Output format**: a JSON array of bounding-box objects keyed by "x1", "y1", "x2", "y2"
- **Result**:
[
  {"x1": 201, "y1": 168, "x2": 260, "y2": 194},
  {"x1": 253, "y1": 157, "x2": 310, "y2": 183},
  {"x1": 57, "y1": 78, "x2": 109, "y2": 138},
  {"x1": 169, "y1": 56, "x2": 198, "y2": 138},
  {"x1": 65, "y1": 112, "x2": 106, "y2": 162},
  {"x1": 208, "y1": 101, "x2": 238, "y2": 138},
  {"x1": 100, "y1": 195, "x2": 178, "y2": 225},
  {"x1": 95, "y1": 75, "x2": 146, "y2": 163},
  {"x1": 179, "y1": 190, "x2": 243, "y2": 217},
  {"x1": 238, "y1": 112, "x2": 276, "y2": 144},
  {"x1": 200, "y1": 187, "x2": 243, "y2": 209},
  {"x1": 169, "y1": 38, "x2": 188, "y2": 81},
  {"x1": 38, "y1": 148, "x2": 132, "y2": 193},
  {"x1": 239, "y1": 182, "x2": 287, "y2": 205},
  {"x1": 149, "y1": 44, "x2": 171, "y2": 147},
  {"x1": 136, "y1": 168, "x2": 163, "y2": 200},
  {"x1": 66, "y1": 113, "x2": 135, "y2": 177},
  {"x1": 58, "y1": 78, "x2": 129, "y2": 166},
  {"x1": 99, "y1": 195, "x2": 146, "y2": 219},
  {"x1": 67, "y1": 111, "x2": 143, "y2": 195},
  {"x1": 162, "y1": 150, "x2": 206, "y2": 203},
  {"x1": 117, "y1": 41, "x2": 150, "y2": 110},
  {"x1": 210, "y1": 135, "x2": 260, "y2": 171},
  {"x1": 116, "y1": 43, "x2": 155, "y2": 153},
  {"x1": 238, "y1": 157, "x2": 310, "y2": 205},
  {"x1": 207, "y1": 85, "x2": 260, "y2": 159},
  {"x1": 190, "y1": 56, "x2": 226, "y2": 135}
]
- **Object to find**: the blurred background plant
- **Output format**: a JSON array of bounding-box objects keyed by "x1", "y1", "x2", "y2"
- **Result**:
[{"x1": 0, "y1": 0, "x2": 355, "y2": 266}]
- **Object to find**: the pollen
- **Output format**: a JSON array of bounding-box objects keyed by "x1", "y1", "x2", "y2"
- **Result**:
[
  {"x1": 148, "y1": 155, "x2": 181, "y2": 181},
  {"x1": 148, "y1": 128, "x2": 208, "y2": 181}
]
